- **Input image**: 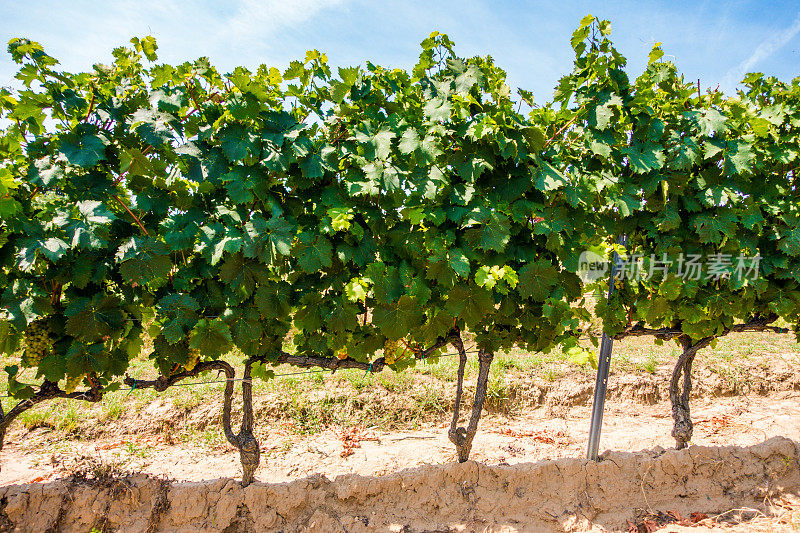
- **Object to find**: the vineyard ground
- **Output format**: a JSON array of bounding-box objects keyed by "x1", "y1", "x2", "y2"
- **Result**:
[{"x1": 1, "y1": 332, "x2": 799, "y2": 531}]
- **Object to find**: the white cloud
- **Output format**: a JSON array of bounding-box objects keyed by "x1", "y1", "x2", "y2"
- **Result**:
[
  {"x1": 222, "y1": 0, "x2": 347, "y2": 43},
  {"x1": 722, "y1": 11, "x2": 800, "y2": 89},
  {"x1": 0, "y1": 0, "x2": 350, "y2": 86}
]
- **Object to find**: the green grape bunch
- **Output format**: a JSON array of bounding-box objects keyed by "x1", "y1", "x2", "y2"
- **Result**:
[
  {"x1": 383, "y1": 338, "x2": 400, "y2": 365},
  {"x1": 63, "y1": 374, "x2": 84, "y2": 394},
  {"x1": 184, "y1": 348, "x2": 200, "y2": 372},
  {"x1": 21, "y1": 318, "x2": 53, "y2": 367}
]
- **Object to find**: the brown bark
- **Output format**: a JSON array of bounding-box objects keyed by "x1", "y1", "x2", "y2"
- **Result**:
[
  {"x1": 616, "y1": 318, "x2": 788, "y2": 342},
  {"x1": 669, "y1": 335, "x2": 714, "y2": 449},
  {"x1": 126, "y1": 360, "x2": 259, "y2": 486},
  {"x1": 448, "y1": 331, "x2": 469, "y2": 457},
  {"x1": 271, "y1": 330, "x2": 456, "y2": 374},
  {"x1": 620, "y1": 315, "x2": 786, "y2": 450},
  {"x1": 448, "y1": 342, "x2": 494, "y2": 463},
  {"x1": 232, "y1": 361, "x2": 259, "y2": 486}
]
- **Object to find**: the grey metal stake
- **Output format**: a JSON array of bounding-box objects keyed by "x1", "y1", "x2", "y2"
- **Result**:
[{"x1": 587, "y1": 235, "x2": 627, "y2": 461}]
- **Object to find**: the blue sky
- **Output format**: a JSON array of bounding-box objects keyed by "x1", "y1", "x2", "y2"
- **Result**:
[{"x1": 2, "y1": 1, "x2": 799, "y2": 103}]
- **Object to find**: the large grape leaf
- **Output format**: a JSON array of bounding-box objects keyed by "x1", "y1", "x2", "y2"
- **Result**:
[
  {"x1": 14, "y1": 237, "x2": 68, "y2": 271},
  {"x1": 41, "y1": 238, "x2": 69, "y2": 262},
  {"x1": 683, "y1": 108, "x2": 728, "y2": 136},
  {"x1": 233, "y1": 307, "x2": 266, "y2": 356},
  {"x1": 157, "y1": 293, "x2": 200, "y2": 344},
  {"x1": 299, "y1": 153, "x2": 325, "y2": 179},
  {"x1": 355, "y1": 125, "x2": 395, "y2": 161},
  {"x1": 65, "y1": 295, "x2": 127, "y2": 343},
  {"x1": 518, "y1": 260, "x2": 559, "y2": 301},
  {"x1": 779, "y1": 227, "x2": 800, "y2": 256},
  {"x1": 294, "y1": 232, "x2": 333, "y2": 272},
  {"x1": 474, "y1": 213, "x2": 511, "y2": 252},
  {"x1": 220, "y1": 123, "x2": 259, "y2": 162},
  {"x1": 0, "y1": 321, "x2": 21, "y2": 355},
  {"x1": 427, "y1": 247, "x2": 471, "y2": 287},
  {"x1": 366, "y1": 262, "x2": 404, "y2": 304},
  {"x1": 243, "y1": 216, "x2": 296, "y2": 265},
  {"x1": 532, "y1": 159, "x2": 567, "y2": 191},
  {"x1": 59, "y1": 124, "x2": 108, "y2": 168},
  {"x1": 218, "y1": 253, "x2": 269, "y2": 300},
  {"x1": 161, "y1": 210, "x2": 204, "y2": 251},
  {"x1": 222, "y1": 167, "x2": 259, "y2": 204},
  {"x1": 189, "y1": 318, "x2": 233, "y2": 357},
  {"x1": 398, "y1": 128, "x2": 443, "y2": 166},
  {"x1": 28, "y1": 157, "x2": 65, "y2": 186},
  {"x1": 693, "y1": 211, "x2": 738, "y2": 244},
  {"x1": 445, "y1": 285, "x2": 493, "y2": 326},
  {"x1": 254, "y1": 282, "x2": 292, "y2": 320},
  {"x1": 423, "y1": 97, "x2": 452, "y2": 122},
  {"x1": 326, "y1": 302, "x2": 360, "y2": 333},
  {"x1": 622, "y1": 142, "x2": 665, "y2": 173},
  {"x1": 116, "y1": 237, "x2": 172, "y2": 287},
  {"x1": 53, "y1": 200, "x2": 117, "y2": 250},
  {"x1": 419, "y1": 308, "x2": 455, "y2": 344},
  {"x1": 372, "y1": 295, "x2": 425, "y2": 340}
]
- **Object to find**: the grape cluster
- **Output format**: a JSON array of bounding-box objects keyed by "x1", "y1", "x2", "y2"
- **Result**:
[
  {"x1": 184, "y1": 348, "x2": 200, "y2": 371},
  {"x1": 383, "y1": 339, "x2": 399, "y2": 365},
  {"x1": 22, "y1": 319, "x2": 52, "y2": 367},
  {"x1": 64, "y1": 375, "x2": 83, "y2": 394}
]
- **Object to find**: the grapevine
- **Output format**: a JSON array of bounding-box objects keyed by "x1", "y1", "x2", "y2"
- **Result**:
[
  {"x1": 0, "y1": 17, "x2": 797, "y2": 486},
  {"x1": 559, "y1": 16, "x2": 800, "y2": 448}
]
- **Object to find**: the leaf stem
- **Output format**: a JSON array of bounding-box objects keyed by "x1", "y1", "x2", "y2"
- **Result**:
[{"x1": 110, "y1": 193, "x2": 150, "y2": 236}]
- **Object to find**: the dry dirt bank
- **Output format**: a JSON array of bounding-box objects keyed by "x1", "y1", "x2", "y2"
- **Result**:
[{"x1": 1, "y1": 437, "x2": 799, "y2": 532}]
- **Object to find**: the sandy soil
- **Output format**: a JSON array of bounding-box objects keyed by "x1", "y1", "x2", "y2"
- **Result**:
[
  {"x1": 2, "y1": 386, "x2": 799, "y2": 486},
  {"x1": 1, "y1": 353, "x2": 799, "y2": 531},
  {"x1": 1, "y1": 437, "x2": 799, "y2": 532}
]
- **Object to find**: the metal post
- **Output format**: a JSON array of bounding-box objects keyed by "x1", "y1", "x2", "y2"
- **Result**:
[{"x1": 587, "y1": 235, "x2": 627, "y2": 461}]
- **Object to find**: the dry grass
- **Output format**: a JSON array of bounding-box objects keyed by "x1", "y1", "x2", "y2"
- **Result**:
[{"x1": 2, "y1": 329, "x2": 798, "y2": 445}]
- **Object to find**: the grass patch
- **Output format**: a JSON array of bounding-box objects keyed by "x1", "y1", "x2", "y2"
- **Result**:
[
  {"x1": 636, "y1": 352, "x2": 660, "y2": 374},
  {"x1": 485, "y1": 375, "x2": 510, "y2": 412},
  {"x1": 100, "y1": 393, "x2": 126, "y2": 421},
  {"x1": 17, "y1": 400, "x2": 81, "y2": 433},
  {"x1": 377, "y1": 370, "x2": 414, "y2": 393}
]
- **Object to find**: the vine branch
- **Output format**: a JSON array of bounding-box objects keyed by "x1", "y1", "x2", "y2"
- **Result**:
[
  {"x1": 110, "y1": 193, "x2": 150, "y2": 236},
  {"x1": 615, "y1": 315, "x2": 789, "y2": 342},
  {"x1": 125, "y1": 360, "x2": 259, "y2": 485},
  {"x1": 0, "y1": 380, "x2": 103, "y2": 452},
  {"x1": 263, "y1": 330, "x2": 460, "y2": 375}
]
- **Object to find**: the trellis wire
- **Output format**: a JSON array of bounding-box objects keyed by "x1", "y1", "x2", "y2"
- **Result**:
[{"x1": 1, "y1": 347, "x2": 479, "y2": 399}]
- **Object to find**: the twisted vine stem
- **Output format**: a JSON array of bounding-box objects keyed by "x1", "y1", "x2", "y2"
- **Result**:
[
  {"x1": 125, "y1": 360, "x2": 260, "y2": 486},
  {"x1": 0, "y1": 380, "x2": 103, "y2": 454},
  {"x1": 448, "y1": 331, "x2": 469, "y2": 457},
  {"x1": 669, "y1": 335, "x2": 713, "y2": 449},
  {"x1": 231, "y1": 361, "x2": 259, "y2": 486},
  {"x1": 256, "y1": 327, "x2": 496, "y2": 462},
  {"x1": 447, "y1": 330, "x2": 494, "y2": 462},
  {"x1": 121, "y1": 332, "x2": 477, "y2": 484},
  {"x1": 615, "y1": 314, "x2": 789, "y2": 449}
]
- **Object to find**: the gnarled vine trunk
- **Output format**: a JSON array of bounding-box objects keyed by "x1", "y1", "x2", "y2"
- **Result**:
[
  {"x1": 448, "y1": 335, "x2": 493, "y2": 462},
  {"x1": 624, "y1": 316, "x2": 788, "y2": 450},
  {"x1": 222, "y1": 361, "x2": 260, "y2": 486},
  {"x1": 670, "y1": 335, "x2": 714, "y2": 449},
  {"x1": 125, "y1": 360, "x2": 260, "y2": 486}
]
